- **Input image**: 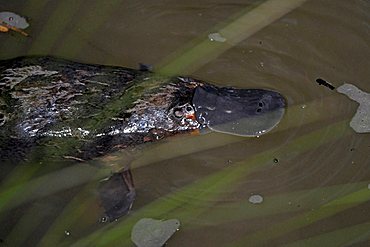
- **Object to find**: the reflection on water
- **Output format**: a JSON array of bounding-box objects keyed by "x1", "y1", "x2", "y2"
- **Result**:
[{"x1": 0, "y1": 0, "x2": 370, "y2": 246}]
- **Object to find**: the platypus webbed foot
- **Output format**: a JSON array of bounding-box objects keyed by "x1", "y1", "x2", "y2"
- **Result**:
[{"x1": 99, "y1": 169, "x2": 136, "y2": 221}]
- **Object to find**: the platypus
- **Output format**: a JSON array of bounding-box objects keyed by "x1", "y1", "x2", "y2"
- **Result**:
[{"x1": 0, "y1": 56, "x2": 286, "y2": 220}]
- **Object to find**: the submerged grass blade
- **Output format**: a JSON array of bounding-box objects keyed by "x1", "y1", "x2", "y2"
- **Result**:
[
  {"x1": 38, "y1": 184, "x2": 98, "y2": 247},
  {"x1": 0, "y1": 163, "x2": 42, "y2": 219},
  {"x1": 129, "y1": 94, "x2": 345, "y2": 170},
  {"x1": 4, "y1": 202, "x2": 51, "y2": 246},
  {"x1": 284, "y1": 221, "x2": 370, "y2": 247},
  {"x1": 230, "y1": 187, "x2": 370, "y2": 246},
  {"x1": 0, "y1": 164, "x2": 104, "y2": 213},
  {"x1": 0, "y1": 92, "x2": 347, "y2": 214},
  {"x1": 158, "y1": 0, "x2": 307, "y2": 75},
  {"x1": 27, "y1": 0, "x2": 86, "y2": 55},
  {"x1": 69, "y1": 120, "x2": 349, "y2": 246},
  {"x1": 54, "y1": 0, "x2": 123, "y2": 58},
  {"x1": 180, "y1": 181, "x2": 370, "y2": 228}
]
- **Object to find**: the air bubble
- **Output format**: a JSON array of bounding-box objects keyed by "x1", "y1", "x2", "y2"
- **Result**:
[
  {"x1": 208, "y1": 32, "x2": 226, "y2": 42},
  {"x1": 100, "y1": 216, "x2": 108, "y2": 223},
  {"x1": 248, "y1": 194, "x2": 263, "y2": 204}
]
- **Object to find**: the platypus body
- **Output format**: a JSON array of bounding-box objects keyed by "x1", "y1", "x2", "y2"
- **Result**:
[{"x1": 0, "y1": 56, "x2": 286, "y2": 220}]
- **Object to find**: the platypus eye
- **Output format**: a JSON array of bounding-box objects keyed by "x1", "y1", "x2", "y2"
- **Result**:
[
  {"x1": 185, "y1": 105, "x2": 194, "y2": 114},
  {"x1": 172, "y1": 104, "x2": 195, "y2": 120}
]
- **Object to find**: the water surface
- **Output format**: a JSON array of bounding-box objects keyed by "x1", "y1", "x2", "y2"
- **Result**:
[{"x1": 0, "y1": 0, "x2": 369, "y2": 246}]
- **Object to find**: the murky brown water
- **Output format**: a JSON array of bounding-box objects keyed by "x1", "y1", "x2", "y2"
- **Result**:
[{"x1": 0, "y1": 0, "x2": 369, "y2": 246}]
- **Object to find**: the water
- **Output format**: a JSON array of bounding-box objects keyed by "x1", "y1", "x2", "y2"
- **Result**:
[{"x1": 0, "y1": 0, "x2": 369, "y2": 246}]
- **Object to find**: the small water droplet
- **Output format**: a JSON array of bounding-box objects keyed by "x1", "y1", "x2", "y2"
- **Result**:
[
  {"x1": 100, "y1": 216, "x2": 108, "y2": 223},
  {"x1": 64, "y1": 230, "x2": 70, "y2": 236},
  {"x1": 273, "y1": 158, "x2": 279, "y2": 163}
]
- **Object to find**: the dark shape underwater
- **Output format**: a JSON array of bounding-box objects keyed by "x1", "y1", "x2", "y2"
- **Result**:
[{"x1": 0, "y1": 56, "x2": 286, "y2": 220}]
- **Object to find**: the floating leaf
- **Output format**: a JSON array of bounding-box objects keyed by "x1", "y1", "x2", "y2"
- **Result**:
[{"x1": 131, "y1": 218, "x2": 180, "y2": 247}]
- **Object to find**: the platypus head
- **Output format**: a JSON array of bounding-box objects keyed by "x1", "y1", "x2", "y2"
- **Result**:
[{"x1": 107, "y1": 77, "x2": 286, "y2": 140}]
